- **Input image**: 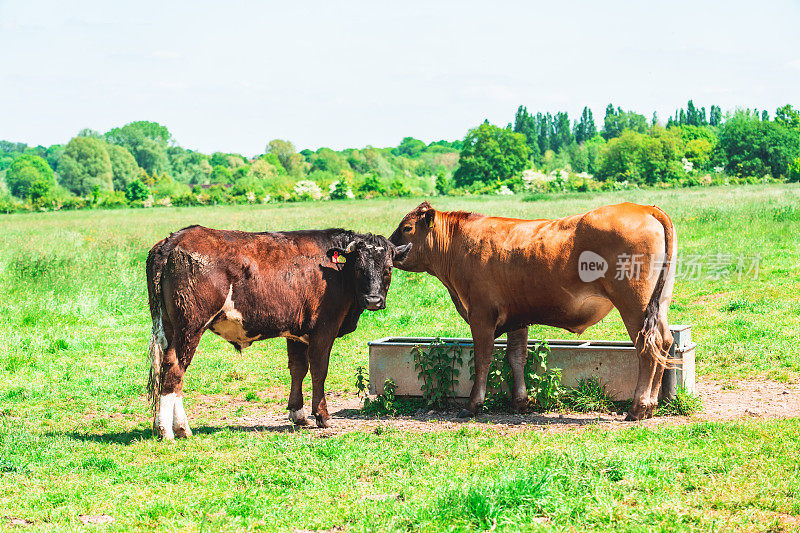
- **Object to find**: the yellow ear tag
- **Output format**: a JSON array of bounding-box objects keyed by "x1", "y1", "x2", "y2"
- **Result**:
[
  {"x1": 333, "y1": 251, "x2": 346, "y2": 264},
  {"x1": 429, "y1": 217, "x2": 435, "y2": 228}
]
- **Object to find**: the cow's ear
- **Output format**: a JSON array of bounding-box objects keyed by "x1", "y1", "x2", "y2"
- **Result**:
[
  {"x1": 423, "y1": 208, "x2": 435, "y2": 228},
  {"x1": 393, "y1": 243, "x2": 412, "y2": 263},
  {"x1": 326, "y1": 247, "x2": 348, "y2": 264}
]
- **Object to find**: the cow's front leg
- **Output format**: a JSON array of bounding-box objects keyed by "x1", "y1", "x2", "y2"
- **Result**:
[
  {"x1": 459, "y1": 318, "x2": 497, "y2": 418},
  {"x1": 307, "y1": 335, "x2": 335, "y2": 428},
  {"x1": 506, "y1": 327, "x2": 530, "y2": 412},
  {"x1": 286, "y1": 339, "x2": 310, "y2": 426}
]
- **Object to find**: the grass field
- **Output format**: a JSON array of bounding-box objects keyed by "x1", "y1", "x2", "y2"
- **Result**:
[{"x1": 1, "y1": 184, "x2": 800, "y2": 531}]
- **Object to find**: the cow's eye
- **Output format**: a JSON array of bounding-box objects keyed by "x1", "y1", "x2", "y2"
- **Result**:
[{"x1": 403, "y1": 226, "x2": 413, "y2": 233}]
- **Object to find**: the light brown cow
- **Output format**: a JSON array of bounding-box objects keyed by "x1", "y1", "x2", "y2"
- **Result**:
[{"x1": 389, "y1": 202, "x2": 676, "y2": 420}]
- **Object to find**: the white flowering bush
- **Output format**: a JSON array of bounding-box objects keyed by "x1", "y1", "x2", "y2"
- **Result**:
[
  {"x1": 246, "y1": 191, "x2": 256, "y2": 204},
  {"x1": 681, "y1": 157, "x2": 694, "y2": 173},
  {"x1": 495, "y1": 185, "x2": 514, "y2": 195},
  {"x1": 293, "y1": 180, "x2": 322, "y2": 201},
  {"x1": 156, "y1": 197, "x2": 172, "y2": 207}
]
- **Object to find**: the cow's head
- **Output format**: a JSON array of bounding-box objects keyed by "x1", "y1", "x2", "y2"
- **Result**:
[
  {"x1": 327, "y1": 235, "x2": 411, "y2": 310},
  {"x1": 388, "y1": 202, "x2": 435, "y2": 272}
]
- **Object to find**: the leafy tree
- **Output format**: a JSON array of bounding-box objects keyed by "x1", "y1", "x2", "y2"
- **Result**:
[
  {"x1": 210, "y1": 152, "x2": 246, "y2": 169},
  {"x1": 168, "y1": 147, "x2": 213, "y2": 184},
  {"x1": 597, "y1": 128, "x2": 682, "y2": 184},
  {"x1": 453, "y1": 122, "x2": 529, "y2": 188},
  {"x1": 132, "y1": 138, "x2": 170, "y2": 175},
  {"x1": 310, "y1": 148, "x2": 347, "y2": 174},
  {"x1": 358, "y1": 174, "x2": 385, "y2": 196},
  {"x1": 5, "y1": 154, "x2": 56, "y2": 200},
  {"x1": 567, "y1": 143, "x2": 588, "y2": 173},
  {"x1": 435, "y1": 171, "x2": 452, "y2": 195},
  {"x1": 789, "y1": 157, "x2": 800, "y2": 182},
  {"x1": 248, "y1": 158, "x2": 282, "y2": 181},
  {"x1": 709, "y1": 105, "x2": 723, "y2": 127},
  {"x1": 775, "y1": 104, "x2": 800, "y2": 131},
  {"x1": 44, "y1": 145, "x2": 64, "y2": 173},
  {"x1": 719, "y1": 112, "x2": 800, "y2": 177},
  {"x1": 210, "y1": 165, "x2": 234, "y2": 184},
  {"x1": 329, "y1": 178, "x2": 352, "y2": 199},
  {"x1": 267, "y1": 139, "x2": 304, "y2": 175},
  {"x1": 602, "y1": 104, "x2": 647, "y2": 139},
  {"x1": 574, "y1": 107, "x2": 597, "y2": 143},
  {"x1": 58, "y1": 136, "x2": 114, "y2": 196},
  {"x1": 124, "y1": 179, "x2": 149, "y2": 202},
  {"x1": 106, "y1": 144, "x2": 139, "y2": 190},
  {"x1": 396, "y1": 137, "x2": 427, "y2": 158},
  {"x1": 686, "y1": 100, "x2": 700, "y2": 126},
  {"x1": 513, "y1": 106, "x2": 535, "y2": 144},
  {"x1": 105, "y1": 121, "x2": 172, "y2": 175},
  {"x1": 538, "y1": 112, "x2": 555, "y2": 154},
  {"x1": 105, "y1": 121, "x2": 172, "y2": 146},
  {"x1": 552, "y1": 112, "x2": 573, "y2": 152}
]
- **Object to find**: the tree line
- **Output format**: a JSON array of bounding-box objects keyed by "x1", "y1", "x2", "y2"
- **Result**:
[{"x1": 1, "y1": 101, "x2": 799, "y2": 212}]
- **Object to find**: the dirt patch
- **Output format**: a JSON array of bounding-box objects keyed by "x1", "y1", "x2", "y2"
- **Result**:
[{"x1": 197, "y1": 380, "x2": 799, "y2": 437}]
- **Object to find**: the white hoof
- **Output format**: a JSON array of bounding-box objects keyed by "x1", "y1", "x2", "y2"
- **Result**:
[
  {"x1": 157, "y1": 425, "x2": 175, "y2": 440},
  {"x1": 288, "y1": 408, "x2": 309, "y2": 426}
]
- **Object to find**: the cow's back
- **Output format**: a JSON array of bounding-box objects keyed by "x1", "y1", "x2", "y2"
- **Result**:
[
  {"x1": 149, "y1": 226, "x2": 356, "y2": 346},
  {"x1": 443, "y1": 203, "x2": 669, "y2": 333}
]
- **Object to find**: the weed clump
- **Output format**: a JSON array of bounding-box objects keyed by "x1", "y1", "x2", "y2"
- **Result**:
[{"x1": 657, "y1": 387, "x2": 703, "y2": 416}]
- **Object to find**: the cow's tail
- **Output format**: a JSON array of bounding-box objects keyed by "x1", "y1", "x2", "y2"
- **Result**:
[
  {"x1": 638, "y1": 206, "x2": 679, "y2": 369},
  {"x1": 146, "y1": 241, "x2": 169, "y2": 417}
]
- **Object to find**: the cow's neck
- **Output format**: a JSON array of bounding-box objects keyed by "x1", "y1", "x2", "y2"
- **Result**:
[{"x1": 425, "y1": 212, "x2": 463, "y2": 284}]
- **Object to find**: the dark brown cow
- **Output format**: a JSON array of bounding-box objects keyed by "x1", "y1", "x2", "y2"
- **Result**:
[
  {"x1": 146, "y1": 225, "x2": 410, "y2": 439},
  {"x1": 389, "y1": 202, "x2": 676, "y2": 421}
]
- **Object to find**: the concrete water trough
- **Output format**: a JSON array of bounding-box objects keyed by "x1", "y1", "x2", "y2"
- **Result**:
[{"x1": 368, "y1": 325, "x2": 695, "y2": 401}]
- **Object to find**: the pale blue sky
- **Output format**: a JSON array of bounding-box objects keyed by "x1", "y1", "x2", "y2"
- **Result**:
[{"x1": 2, "y1": 0, "x2": 799, "y2": 155}]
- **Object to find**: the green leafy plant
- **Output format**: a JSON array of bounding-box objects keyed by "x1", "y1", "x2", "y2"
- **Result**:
[
  {"x1": 656, "y1": 387, "x2": 703, "y2": 416},
  {"x1": 412, "y1": 338, "x2": 464, "y2": 408},
  {"x1": 467, "y1": 341, "x2": 562, "y2": 411},
  {"x1": 561, "y1": 377, "x2": 616, "y2": 413},
  {"x1": 354, "y1": 366, "x2": 400, "y2": 415}
]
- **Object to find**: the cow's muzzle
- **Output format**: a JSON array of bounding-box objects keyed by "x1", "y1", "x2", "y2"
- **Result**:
[{"x1": 363, "y1": 295, "x2": 385, "y2": 311}]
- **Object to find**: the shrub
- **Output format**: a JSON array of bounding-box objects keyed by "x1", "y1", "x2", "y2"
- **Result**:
[
  {"x1": 329, "y1": 179, "x2": 354, "y2": 199},
  {"x1": 124, "y1": 180, "x2": 149, "y2": 202},
  {"x1": 789, "y1": 157, "x2": 800, "y2": 182},
  {"x1": 292, "y1": 180, "x2": 322, "y2": 201},
  {"x1": 357, "y1": 174, "x2": 385, "y2": 197},
  {"x1": 172, "y1": 192, "x2": 200, "y2": 207},
  {"x1": 100, "y1": 191, "x2": 127, "y2": 209}
]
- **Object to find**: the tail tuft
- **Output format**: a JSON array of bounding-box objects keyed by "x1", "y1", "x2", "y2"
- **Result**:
[
  {"x1": 147, "y1": 311, "x2": 167, "y2": 415},
  {"x1": 636, "y1": 300, "x2": 679, "y2": 369}
]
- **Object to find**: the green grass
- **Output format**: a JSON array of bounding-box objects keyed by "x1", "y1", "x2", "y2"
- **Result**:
[{"x1": 1, "y1": 183, "x2": 800, "y2": 530}]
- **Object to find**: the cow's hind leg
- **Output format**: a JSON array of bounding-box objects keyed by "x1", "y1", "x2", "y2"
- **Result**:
[
  {"x1": 287, "y1": 339, "x2": 310, "y2": 426},
  {"x1": 506, "y1": 327, "x2": 529, "y2": 412},
  {"x1": 620, "y1": 310, "x2": 673, "y2": 421},
  {"x1": 158, "y1": 332, "x2": 202, "y2": 439}
]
